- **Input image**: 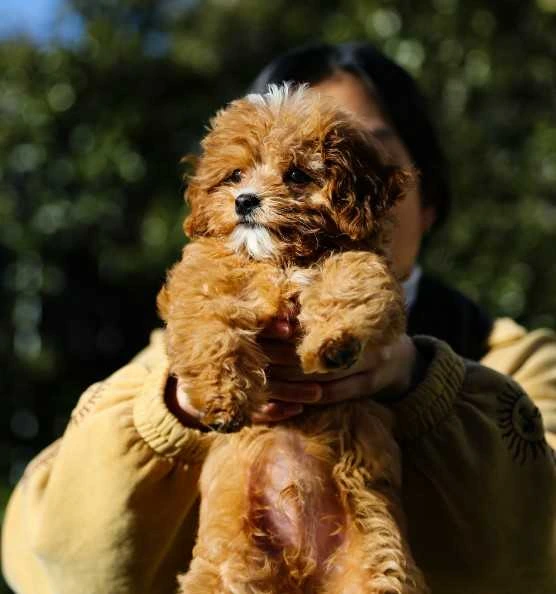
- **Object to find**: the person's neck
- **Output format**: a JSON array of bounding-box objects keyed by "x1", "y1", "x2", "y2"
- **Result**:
[{"x1": 402, "y1": 265, "x2": 422, "y2": 310}]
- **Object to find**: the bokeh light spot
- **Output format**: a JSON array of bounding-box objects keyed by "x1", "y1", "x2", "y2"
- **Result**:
[
  {"x1": 367, "y1": 9, "x2": 402, "y2": 39},
  {"x1": 47, "y1": 82, "x2": 76, "y2": 112}
]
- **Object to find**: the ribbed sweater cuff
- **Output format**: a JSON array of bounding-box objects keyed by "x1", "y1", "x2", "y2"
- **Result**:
[
  {"x1": 133, "y1": 356, "x2": 215, "y2": 463},
  {"x1": 389, "y1": 336, "x2": 466, "y2": 442}
]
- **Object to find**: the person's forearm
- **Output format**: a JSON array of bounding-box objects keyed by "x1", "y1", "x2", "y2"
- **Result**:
[{"x1": 3, "y1": 358, "x2": 212, "y2": 594}]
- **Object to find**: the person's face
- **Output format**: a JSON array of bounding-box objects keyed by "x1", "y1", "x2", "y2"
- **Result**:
[{"x1": 313, "y1": 71, "x2": 435, "y2": 280}]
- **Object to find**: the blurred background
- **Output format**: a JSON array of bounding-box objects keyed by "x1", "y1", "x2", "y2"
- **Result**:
[{"x1": 1, "y1": 0, "x2": 555, "y2": 590}]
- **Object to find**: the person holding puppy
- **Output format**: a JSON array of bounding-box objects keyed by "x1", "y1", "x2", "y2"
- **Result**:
[{"x1": 3, "y1": 42, "x2": 556, "y2": 594}]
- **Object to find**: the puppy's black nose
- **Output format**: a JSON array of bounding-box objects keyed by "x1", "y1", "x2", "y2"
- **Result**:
[{"x1": 235, "y1": 193, "x2": 260, "y2": 216}]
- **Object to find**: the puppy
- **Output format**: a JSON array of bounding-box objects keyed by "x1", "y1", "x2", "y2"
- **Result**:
[{"x1": 158, "y1": 84, "x2": 428, "y2": 593}]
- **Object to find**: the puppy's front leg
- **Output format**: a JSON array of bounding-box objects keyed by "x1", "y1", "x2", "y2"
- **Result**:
[
  {"x1": 297, "y1": 251, "x2": 405, "y2": 374},
  {"x1": 158, "y1": 238, "x2": 284, "y2": 432}
]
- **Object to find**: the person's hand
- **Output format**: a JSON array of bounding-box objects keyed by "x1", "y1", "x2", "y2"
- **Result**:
[
  {"x1": 165, "y1": 316, "x2": 420, "y2": 428},
  {"x1": 252, "y1": 316, "x2": 419, "y2": 424}
]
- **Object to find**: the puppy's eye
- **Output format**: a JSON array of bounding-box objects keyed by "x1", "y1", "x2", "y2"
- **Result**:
[
  {"x1": 285, "y1": 167, "x2": 313, "y2": 185},
  {"x1": 225, "y1": 169, "x2": 242, "y2": 184}
]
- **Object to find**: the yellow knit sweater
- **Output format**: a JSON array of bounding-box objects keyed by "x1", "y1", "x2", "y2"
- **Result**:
[{"x1": 3, "y1": 319, "x2": 556, "y2": 594}]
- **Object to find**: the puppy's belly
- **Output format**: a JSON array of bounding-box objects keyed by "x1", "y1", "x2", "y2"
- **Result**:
[{"x1": 247, "y1": 429, "x2": 346, "y2": 575}]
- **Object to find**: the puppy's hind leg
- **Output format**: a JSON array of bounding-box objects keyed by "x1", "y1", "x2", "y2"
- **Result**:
[
  {"x1": 323, "y1": 403, "x2": 428, "y2": 594},
  {"x1": 297, "y1": 251, "x2": 405, "y2": 375}
]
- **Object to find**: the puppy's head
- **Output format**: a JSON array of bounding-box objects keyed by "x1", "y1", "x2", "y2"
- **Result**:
[{"x1": 184, "y1": 84, "x2": 411, "y2": 262}]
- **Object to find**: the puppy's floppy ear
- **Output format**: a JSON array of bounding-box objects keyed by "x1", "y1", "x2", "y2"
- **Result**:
[
  {"x1": 180, "y1": 154, "x2": 209, "y2": 239},
  {"x1": 156, "y1": 285, "x2": 169, "y2": 322},
  {"x1": 325, "y1": 124, "x2": 413, "y2": 241},
  {"x1": 183, "y1": 178, "x2": 210, "y2": 238}
]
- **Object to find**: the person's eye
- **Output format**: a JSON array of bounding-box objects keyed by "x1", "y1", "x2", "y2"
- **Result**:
[
  {"x1": 285, "y1": 167, "x2": 313, "y2": 185},
  {"x1": 225, "y1": 169, "x2": 242, "y2": 184}
]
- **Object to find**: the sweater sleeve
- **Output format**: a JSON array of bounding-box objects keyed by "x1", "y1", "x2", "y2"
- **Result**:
[
  {"x1": 1, "y1": 332, "x2": 214, "y2": 594},
  {"x1": 391, "y1": 337, "x2": 556, "y2": 594},
  {"x1": 481, "y1": 318, "x2": 556, "y2": 447}
]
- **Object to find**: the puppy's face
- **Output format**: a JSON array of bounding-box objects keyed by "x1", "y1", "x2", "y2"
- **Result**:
[{"x1": 185, "y1": 85, "x2": 408, "y2": 262}]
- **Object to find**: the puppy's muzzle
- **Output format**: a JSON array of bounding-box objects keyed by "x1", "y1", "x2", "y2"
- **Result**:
[{"x1": 235, "y1": 193, "x2": 261, "y2": 216}]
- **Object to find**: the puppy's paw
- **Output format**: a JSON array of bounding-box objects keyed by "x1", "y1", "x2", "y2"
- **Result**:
[
  {"x1": 320, "y1": 335, "x2": 362, "y2": 370},
  {"x1": 198, "y1": 396, "x2": 251, "y2": 433},
  {"x1": 200, "y1": 406, "x2": 250, "y2": 433},
  {"x1": 299, "y1": 332, "x2": 362, "y2": 374}
]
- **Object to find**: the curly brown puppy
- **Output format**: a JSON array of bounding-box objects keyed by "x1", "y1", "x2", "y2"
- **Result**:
[{"x1": 158, "y1": 84, "x2": 428, "y2": 593}]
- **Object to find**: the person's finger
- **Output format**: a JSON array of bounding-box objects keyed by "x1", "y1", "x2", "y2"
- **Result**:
[
  {"x1": 251, "y1": 401, "x2": 304, "y2": 424},
  {"x1": 260, "y1": 318, "x2": 295, "y2": 339},
  {"x1": 265, "y1": 349, "x2": 383, "y2": 383},
  {"x1": 317, "y1": 371, "x2": 375, "y2": 404},
  {"x1": 266, "y1": 366, "x2": 309, "y2": 381},
  {"x1": 260, "y1": 339, "x2": 300, "y2": 366},
  {"x1": 267, "y1": 380, "x2": 323, "y2": 403},
  {"x1": 267, "y1": 366, "x2": 360, "y2": 382}
]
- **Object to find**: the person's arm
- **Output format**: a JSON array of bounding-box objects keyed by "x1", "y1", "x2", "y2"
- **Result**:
[
  {"x1": 481, "y1": 318, "x2": 556, "y2": 447},
  {"x1": 253, "y1": 316, "x2": 556, "y2": 448},
  {"x1": 392, "y1": 337, "x2": 556, "y2": 594},
  {"x1": 2, "y1": 332, "x2": 214, "y2": 594}
]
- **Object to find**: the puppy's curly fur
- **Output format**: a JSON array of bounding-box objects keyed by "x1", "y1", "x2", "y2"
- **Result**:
[{"x1": 158, "y1": 85, "x2": 428, "y2": 593}]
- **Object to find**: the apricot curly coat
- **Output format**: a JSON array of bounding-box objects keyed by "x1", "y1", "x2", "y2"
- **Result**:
[{"x1": 158, "y1": 85, "x2": 428, "y2": 593}]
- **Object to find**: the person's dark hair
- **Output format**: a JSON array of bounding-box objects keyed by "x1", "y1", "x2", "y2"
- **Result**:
[{"x1": 250, "y1": 42, "x2": 451, "y2": 228}]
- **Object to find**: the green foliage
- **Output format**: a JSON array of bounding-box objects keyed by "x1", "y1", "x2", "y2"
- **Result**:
[{"x1": 0, "y1": 2, "x2": 555, "y2": 589}]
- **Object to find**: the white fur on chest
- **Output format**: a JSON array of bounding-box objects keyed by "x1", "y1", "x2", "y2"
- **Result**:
[
  {"x1": 288, "y1": 269, "x2": 314, "y2": 288},
  {"x1": 228, "y1": 224, "x2": 276, "y2": 260}
]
